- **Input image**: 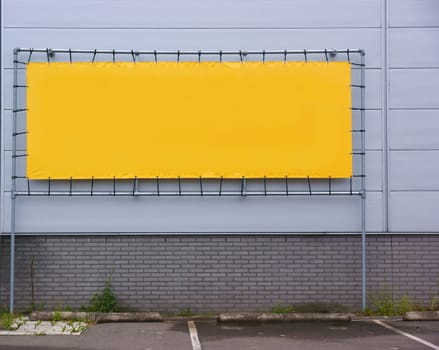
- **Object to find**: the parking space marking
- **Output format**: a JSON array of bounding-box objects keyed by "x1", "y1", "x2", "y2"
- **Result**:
[
  {"x1": 187, "y1": 320, "x2": 202, "y2": 350},
  {"x1": 373, "y1": 320, "x2": 439, "y2": 350}
]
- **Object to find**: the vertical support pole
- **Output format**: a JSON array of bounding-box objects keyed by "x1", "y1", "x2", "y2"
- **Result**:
[
  {"x1": 10, "y1": 49, "x2": 19, "y2": 313},
  {"x1": 360, "y1": 50, "x2": 367, "y2": 311}
]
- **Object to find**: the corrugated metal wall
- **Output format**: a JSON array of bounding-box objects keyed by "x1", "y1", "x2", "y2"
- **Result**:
[
  {"x1": 1, "y1": 0, "x2": 438, "y2": 233},
  {"x1": 387, "y1": 0, "x2": 439, "y2": 231}
]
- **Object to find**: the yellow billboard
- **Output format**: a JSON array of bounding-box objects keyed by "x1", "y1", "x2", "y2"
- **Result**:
[{"x1": 27, "y1": 61, "x2": 351, "y2": 179}]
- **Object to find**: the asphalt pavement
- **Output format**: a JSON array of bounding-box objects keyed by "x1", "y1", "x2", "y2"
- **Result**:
[{"x1": 1, "y1": 319, "x2": 438, "y2": 350}]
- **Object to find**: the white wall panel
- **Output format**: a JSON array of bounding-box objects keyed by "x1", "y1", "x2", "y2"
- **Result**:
[
  {"x1": 365, "y1": 151, "x2": 383, "y2": 191},
  {"x1": 391, "y1": 192, "x2": 439, "y2": 232},
  {"x1": 390, "y1": 110, "x2": 439, "y2": 150},
  {"x1": 5, "y1": 0, "x2": 382, "y2": 29},
  {"x1": 389, "y1": 0, "x2": 439, "y2": 27},
  {"x1": 390, "y1": 151, "x2": 439, "y2": 190},
  {"x1": 3, "y1": 28, "x2": 382, "y2": 69},
  {"x1": 356, "y1": 110, "x2": 382, "y2": 150},
  {"x1": 1, "y1": 1, "x2": 387, "y2": 234},
  {"x1": 389, "y1": 69, "x2": 439, "y2": 109},
  {"x1": 388, "y1": 0, "x2": 439, "y2": 232},
  {"x1": 3, "y1": 192, "x2": 382, "y2": 233},
  {"x1": 389, "y1": 29, "x2": 439, "y2": 68}
]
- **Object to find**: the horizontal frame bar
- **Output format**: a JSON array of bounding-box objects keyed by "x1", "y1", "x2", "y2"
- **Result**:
[
  {"x1": 15, "y1": 191, "x2": 362, "y2": 197},
  {"x1": 15, "y1": 48, "x2": 364, "y2": 55}
]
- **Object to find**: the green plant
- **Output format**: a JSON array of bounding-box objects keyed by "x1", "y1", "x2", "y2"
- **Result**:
[
  {"x1": 53, "y1": 311, "x2": 62, "y2": 322},
  {"x1": 371, "y1": 293, "x2": 416, "y2": 316},
  {"x1": 373, "y1": 292, "x2": 395, "y2": 316},
  {"x1": 360, "y1": 306, "x2": 373, "y2": 316},
  {"x1": 18, "y1": 315, "x2": 27, "y2": 326},
  {"x1": 70, "y1": 323, "x2": 87, "y2": 334},
  {"x1": 272, "y1": 304, "x2": 295, "y2": 314},
  {"x1": 88, "y1": 281, "x2": 117, "y2": 313},
  {"x1": 64, "y1": 306, "x2": 73, "y2": 312},
  {"x1": 177, "y1": 308, "x2": 193, "y2": 317},
  {"x1": 430, "y1": 296, "x2": 438, "y2": 311},
  {"x1": 396, "y1": 295, "x2": 413, "y2": 315},
  {"x1": 0, "y1": 313, "x2": 16, "y2": 330},
  {"x1": 31, "y1": 302, "x2": 45, "y2": 312}
]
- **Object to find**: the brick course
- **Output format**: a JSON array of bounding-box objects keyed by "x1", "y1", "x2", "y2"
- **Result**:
[{"x1": 0, "y1": 235, "x2": 438, "y2": 312}]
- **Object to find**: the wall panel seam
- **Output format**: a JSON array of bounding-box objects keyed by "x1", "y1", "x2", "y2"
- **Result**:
[
  {"x1": 381, "y1": 0, "x2": 390, "y2": 232},
  {"x1": 4, "y1": 26, "x2": 383, "y2": 30}
]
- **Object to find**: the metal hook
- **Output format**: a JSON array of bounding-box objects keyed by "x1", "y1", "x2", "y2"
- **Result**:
[
  {"x1": 27, "y1": 178, "x2": 31, "y2": 196},
  {"x1": 92, "y1": 49, "x2": 97, "y2": 63},
  {"x1": 347, "y1": 49, "x2": 351, "y2": 63},
  {"x1": 219, "y1": 176, "x2": 223, "y2": 196},
  {"x1": 69, "y1": 49, "x2": 72, "y2": 63},
  {"x1": 48, "y1": 177, "x2": 51, "y2": 196},
  {"x1": 113, "y1": 176, "x2": 116, "y2": 196},
  {"x1": 156, "y1": 176, "x2": 160, "y2": 196},
  {"x1": 263, "y1": 176, "x2": 267, "y2": 196},
  {"x1": 69, "y1": 177, "x2": 72, "y2": 196},
  {"x1": 154, "y1": 50, "x2": 157, "y2": 63},
  {"x1": 46, "y1": 48, "x2": 51, "y2": 63},
  {"x1": 239, "y1": 50, "x2": 243, "y2": 63},
  {"x1": 178, "y1": 176, "x2": 182, "y2": 196},
  {"x1": 350, "y1": 176, "x2": 353, "y2": 195},
  {"x1": 219, "y1": 50, "x2": 223, "y2": 63},
  {"x1": 329, "y1": 176, "x2": 332, "y2": 195},
  {"x1": 131, "y1": 50, "x2": 136, "y2": 63},
  {"x1": 304, "y1": 49, "x2": 307, "y2": 63},
  {"x1": 262, "y1": 50, "x2": 266, "y2": 63},
  {"x1": 199, "y1": 176, "x2": 203, "y2": 196},
  {"x1": 27, "y1": 48, "x2": 34, "y2": 64},
  {"x1": 91, "y1": 176, "x2": 94, "y2": 196},
  {"x1": 198, "y1": 50, "x2": 201, "y2": 63},
  {"x1": 112, "y1": 49, "x2": 115, "y2": 63},
  {"x1": 284, "y1": 50, "x2": 287, "y2": 63},
  {"x1": 307, "y1": 176, "x2": 312, "y2": 195},
  {"x1": 240, "y1": 176, "x2": 246, "y2": 196},
  {"x1": 133, "y1": 176, "x2": 138, "y2": 196},
  {"x1": 177, "y1": 50, "x2": 180, "y2": 63},
  {"x1": 285, "y1": 176, "x2": 289, "y2": 195},
  {"x1": 134, "y1": 177, "x2": 139, "y2": 196},
  {"x1": 325, "y1": 49, "x2": 329, "y2": 63}
]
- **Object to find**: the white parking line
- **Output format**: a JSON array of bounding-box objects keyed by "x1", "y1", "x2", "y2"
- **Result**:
[
  {"x1": 187, "y1": 320, "x2": 202, "y2": 350},
  {"x1": 373, "y1": 319, "x2": 439, "y2": 350}
]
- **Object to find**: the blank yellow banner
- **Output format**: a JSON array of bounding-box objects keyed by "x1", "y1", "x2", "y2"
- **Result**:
[{"x1": 27, "y1": 61, "x2": 351, "y2": 179}]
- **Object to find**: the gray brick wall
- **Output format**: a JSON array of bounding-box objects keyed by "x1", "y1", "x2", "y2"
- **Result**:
[{"x1": 1, "y1": 235, "x2": 438, "y2": 312}]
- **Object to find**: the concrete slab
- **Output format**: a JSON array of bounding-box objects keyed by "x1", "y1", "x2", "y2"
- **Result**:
[{"x1": 0, "y1": 317, "x2": 87, "y2": 336}]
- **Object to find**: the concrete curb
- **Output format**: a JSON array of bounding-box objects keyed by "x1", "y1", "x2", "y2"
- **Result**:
[
  {"x1": 403, "y1": 311, "x2": 439, "y2": 321},
  {"x1": 30, "y1": 311, "x2": 163, "y2": 323},
  {"x1": 30, "y1": 311, "x2": 92, "y2": 321},
  {"x1": 217, "y1": 312, "x2": 351, "y2": 323},
  {"x1": 95, "y1": 312, "x2": 162, "y2": 323}
]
